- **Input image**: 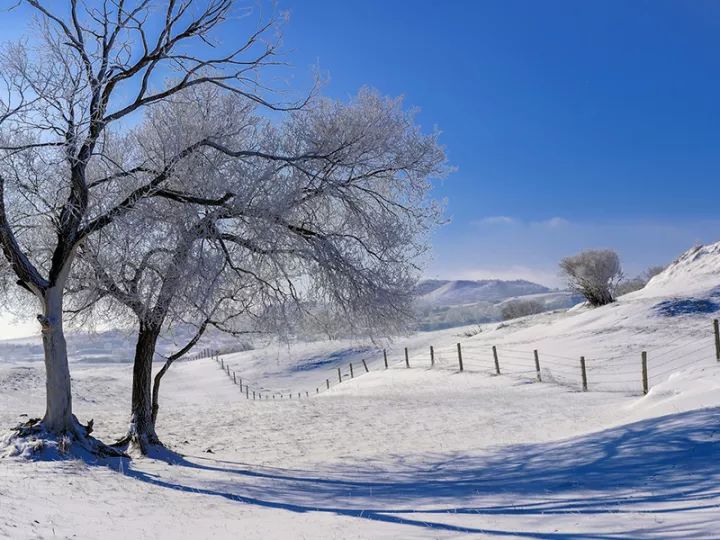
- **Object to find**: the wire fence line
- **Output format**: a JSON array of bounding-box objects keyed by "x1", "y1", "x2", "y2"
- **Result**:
[{"x1": 195, "y1": 318, "x2": 720, "y2": 401}]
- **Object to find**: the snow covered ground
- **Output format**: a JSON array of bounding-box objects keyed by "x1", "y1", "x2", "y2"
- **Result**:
[{"x1": 2, "y1": 244, "x2": 720, "y2": 538}]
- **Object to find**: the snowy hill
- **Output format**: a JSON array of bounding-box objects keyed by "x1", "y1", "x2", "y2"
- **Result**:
[
  {"x1": 2, "y1": 242, "x2": 720, "y2": 538},
  {"x1": 413, "y1": 278, "x2": 581, "y2": 330},
  {"x1": 639, "y1": 242, "x2": 720, "y2": 297},
  {"x1": 416, "y1": 278, "x2": 550, "y2": 306}
]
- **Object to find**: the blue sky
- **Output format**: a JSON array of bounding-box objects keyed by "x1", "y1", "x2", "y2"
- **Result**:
[
  {"x1": 1, "y1": 0, "x2": 719, "y2": 337},
  {"x1": 2, "y1": 0, "x2": 719, "y2": 291},
  {"x1": 276, "y1": 0, "x2": 720, "y2": 286}
]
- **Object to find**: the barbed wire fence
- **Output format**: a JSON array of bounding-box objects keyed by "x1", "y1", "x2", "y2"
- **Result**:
[{"x1": 192, "y1": 318, "x2": 720, "y2": 402}]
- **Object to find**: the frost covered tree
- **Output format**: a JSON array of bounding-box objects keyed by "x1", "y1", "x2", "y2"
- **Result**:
[
  {"x1": 71, "y1": 201, "x2": 261, "y2": 454},
  {"x1": 615, "y1": 264, "x2": 666, "y2": 296},
  {"x1": 68, "y1": 87, "x2": 446, "y2": 454},
  {"x1": 67, "y1": 88, "x2": 271, "y2": 453},
  {"x1": 0, "y1": 0, "x2": 297, "y2": 451},
  {"x1": 500, "y1": 299, "x2": 544, "y2": 320},
  {"x1": 559, "y1": 249, "x2": 623, "y2": 307}
]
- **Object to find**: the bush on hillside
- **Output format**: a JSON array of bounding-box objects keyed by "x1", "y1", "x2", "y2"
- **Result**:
[
  {"x1": 559, "y1": 249, "x2": 623, "y2": 307},
  {"x1": 500, "y1": 299, "x2": 545, "y2": 320},
  {"x1": 616, "y1": 265, "x2": 667, "y2": 296}
]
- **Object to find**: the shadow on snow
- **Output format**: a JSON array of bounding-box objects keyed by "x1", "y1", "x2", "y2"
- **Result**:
[{"x1": 121, "y1": 407, "x2": 720, "y2": 538}]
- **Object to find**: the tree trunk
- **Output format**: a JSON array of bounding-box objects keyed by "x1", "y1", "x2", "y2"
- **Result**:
[
  {"x1": 39, "y1": 286, "x2": 76, "y2": 434},
  {"x1": 151, "y1": 362, "x2": 170, "y2": 425},
  {"x1": 125, "y1": 322, "x2": 162, "y2": 453},
  {"x1": 152, "y1": 318, "x2": 210, "y2": 426}
]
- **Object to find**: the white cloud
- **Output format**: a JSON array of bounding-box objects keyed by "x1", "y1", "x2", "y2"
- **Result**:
[
  {"x1": 474, "y1": 215, "x2": 516, "y2": 226},
  {"x1": 535, "y1": 217, "x2": 570, "y2": 229}
]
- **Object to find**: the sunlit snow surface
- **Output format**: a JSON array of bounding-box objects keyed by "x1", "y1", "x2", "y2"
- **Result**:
[{"x1": 2, "y1": 243, "x2": 720, "y2": 538}]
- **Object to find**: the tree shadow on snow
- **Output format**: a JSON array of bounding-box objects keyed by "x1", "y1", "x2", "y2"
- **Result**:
[{"x1": 122, "y1": 407, "x2": 720, "y2": 538}]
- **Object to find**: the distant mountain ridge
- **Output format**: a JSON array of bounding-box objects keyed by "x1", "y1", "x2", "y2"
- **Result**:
[{"x1": 416, "y1": 279, "x2": 551, "y2": 307}]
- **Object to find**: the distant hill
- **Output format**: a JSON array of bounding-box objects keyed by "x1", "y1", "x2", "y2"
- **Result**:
[
  {"x1": 416, "y1": 279, "x2": 551, "y2": 307},
  {"x1": 413, "y1": 279, "x2": 582, "y2": 331}
]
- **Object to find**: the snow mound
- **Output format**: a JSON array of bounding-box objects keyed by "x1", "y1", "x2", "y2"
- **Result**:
[{"x1": 641, "y1": 242, "x2": 720, "y2": 297}]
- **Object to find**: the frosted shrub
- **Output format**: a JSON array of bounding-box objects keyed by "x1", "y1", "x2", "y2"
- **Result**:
[
  {"x1": 501, "y1": 299, "x2": 545, "y2": 320},
  {"x1": 559, "y1": 250, "x2": 623, "y2": 307}
]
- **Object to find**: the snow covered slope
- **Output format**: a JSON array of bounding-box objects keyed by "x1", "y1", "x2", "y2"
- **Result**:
[
  {"x1": 2, "y1": 243, "x2": 720, "y2": 538},
  {"x1": 639, "y1": 242, "x2": 720, "y2": 297},
  {"x1": 416, "y1": 278, "x2": 550, "y2": 306},
  {"x1": 413, "y1": 279, "x2": 581, "y2": 330}
]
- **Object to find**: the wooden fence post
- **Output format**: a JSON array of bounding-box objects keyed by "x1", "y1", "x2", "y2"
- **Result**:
[
  {"x1": 253, "y1": 391, "x2": 256, "y2": 400},
  {"x1": 405, "y1": 347, "x2": 410, "y2": 368},
  {"x1": 642, "y1": 351, "x2": 649, "y2": 395},
  {"x1": 383, "y1": 349, "x2": 388, "y2": 369},
  {"x1": 580, "y1": 356, "x2": 588, "y2": 391},
  {"x1": 316, "y1": 388, "x2": 319, "y2": 393},
  {"x1": 349, "y1": 363, "x2": 354, "y2": 378},
  {"x1": 362, "y1": 359, "x2": 369, "y2": 373},
  {"x1": 714, "y1": 319, "x2": 720, "y2": 361},
  {"x1": 220, "y1": 359, "x2": 224, "y2": 369},
  {"x1": 306, "y1": 391, "x2": 309, "y2": 398},
  {"x1": 534, "y1": 350, "x2": 541, "y2": 382},
  {"x1": 233, "y1": 372, "x2": 237, "y2": 384},
  {"x1": 430, "y1": 345, "x2": 435, "y2": 367},
  {"x1": 457, "y1": 343, "x2": 464, "y2": 372},
  {"x1": 337, "y1": 367, "x2": 342, "y2": 383},
  {"x1": 493, "y1": 346, "x2": 500, "y2": 375},
  {"x1": 246, "y1": 387, "x2": 249, "y2": 399},
  {"x1": 298, "y1": 392, "x2": 301, "y2": 399},
  {"x1": 326, "y1": 378, "x2": 330, "y2": 389}
]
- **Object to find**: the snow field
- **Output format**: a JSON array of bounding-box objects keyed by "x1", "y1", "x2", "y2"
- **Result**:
[{"x1": 3, "y1": 244, "x2": 720, "y2": 537}]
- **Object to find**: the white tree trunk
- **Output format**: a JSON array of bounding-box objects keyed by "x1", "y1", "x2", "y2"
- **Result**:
[{"x1": 39, "y1": 286, "x2": 75, "y2": 434}]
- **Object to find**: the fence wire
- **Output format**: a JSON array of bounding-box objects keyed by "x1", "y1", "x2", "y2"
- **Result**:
[{"x1": 199, "y1": 320, "x2": 720, "y2": 401}]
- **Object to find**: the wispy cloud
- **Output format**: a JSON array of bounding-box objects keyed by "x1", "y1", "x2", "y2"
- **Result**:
[
  {"x1": 474, "y1": 215, "x2": 516, "y2": 226},
  {"x1": 536, "y1": 217, "x2": 570, "y2": 228}
]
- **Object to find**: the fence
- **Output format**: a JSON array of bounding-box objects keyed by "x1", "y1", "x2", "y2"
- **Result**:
[{"x1": 198, "y1": 318, "x2": 720, "y2": 402}]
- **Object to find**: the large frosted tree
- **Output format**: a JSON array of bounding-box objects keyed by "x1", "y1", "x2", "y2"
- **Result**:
[
  {"x1": 70, "y1": 87, "x2": 446, "y2": 454},
  {"x1": 0, "y1": 0, "x2": 297, "y2": 450}
]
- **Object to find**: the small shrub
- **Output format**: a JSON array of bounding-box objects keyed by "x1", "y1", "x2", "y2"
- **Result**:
[
  {"x1": 560, "y1": 249, "x2": 623, "y2": 307},
  {"x1": 500, "y1": 299, "x2": 545, "y2": 320},
  {"x1": 460, "y1": 325, "x2": 483, "y2": 338},
  {"x1": 616, "y1": 265, "x2": 667, "y2": 296}
]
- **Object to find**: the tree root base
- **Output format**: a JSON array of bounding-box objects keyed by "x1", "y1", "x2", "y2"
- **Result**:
[
  {"x1": 1, "y1": 417, "x2": 129, "y2": 461},
  {"x1": 112, "y1": 430, "x2": 165, "y2": 458}
]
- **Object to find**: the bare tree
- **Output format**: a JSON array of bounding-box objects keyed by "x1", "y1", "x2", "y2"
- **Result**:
[
  {"x1": 72, "y1": 208, "x2": 261, "y2": 453},
  {"x1": 67, "y1": 87, "x2": 446, "y2": 454},
  {"x1": 643, "y1": 265, "x2": 665, "y2": 282},
  {"x1": 500, "y1": 299, "x2": 544, "y2": 320},
  {"x1": 559, "y1": 249, "x2": 623, "y2": 307},
  {"x1": 0, "y1": 0, "x2": 298, "y2": 450},
  {"x1": 616, "y1": 264, "x2": 666, "y2": 296}
]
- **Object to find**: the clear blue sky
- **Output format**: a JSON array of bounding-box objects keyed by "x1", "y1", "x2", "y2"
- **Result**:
[
  {"x1": 3, "y1": 0, "x2": 720, "y2": 287},
  {"x1": 278, "y1": 0, "x2": 720, "y2": 286}
]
